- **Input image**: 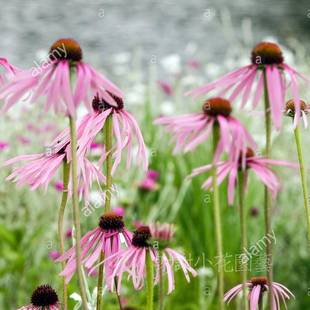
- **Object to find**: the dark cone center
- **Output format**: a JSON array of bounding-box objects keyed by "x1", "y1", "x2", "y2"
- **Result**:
[
  {"x1": 92, "y1": 93, "x2": 124, "y2": 112},
  {"x1": 285, "y1": 99, "x2": 308, "y2": 117},
  {"x1": 238, "y1": 148, "x2": 255, "y2": 168},
  {"x1": 50, "y1": 38, "x2": 82, "y2": 62},
  {"x1": 202, "y1": 97, "x2": 232, "y2": 117},
  {"x1": 99, "y1": 212, "x2": 124, "y2": 231},
  {"x1": 251, "y1": 276, "x2": 268, "y2": 287},
  {"x1": 31, "y1": 285, "x2": 58, "y2": 307},
  {"x1": 251, "y1": 42, "x2": 283, "y2": 65},
  {"x1": 132, "y1": 226, "x2": 152, "y2": 248}
]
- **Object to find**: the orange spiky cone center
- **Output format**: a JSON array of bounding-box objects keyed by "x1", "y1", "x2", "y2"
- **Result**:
[
  {"x1": 251, "y1": 42, "x2": 283, "y2": 65},
  {"x1": 202, "y1": 97, "x2": 232, "y2": 117}
]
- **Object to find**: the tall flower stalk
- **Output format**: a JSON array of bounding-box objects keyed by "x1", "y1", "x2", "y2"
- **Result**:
[
  {"x1": 212, "y1": 125, "x2": 225, "y2": 310},
  {"x1": 294, "y1": 126, "x2": 310, "y2": 244},
  {"x1": 263, "y1": 69, "x2": 273, "y2": 309},
  {"x1": 146, "y1": 250, "x2": 154, "y2": 310},
  {"x1": 69, "y1": 115, "x2": 88, "y2": 310},
  {"x1": 57, "y1": 162, "x2": 70, "y2": 310},
  {"x1": 238, "y1": 170, "x2": 248, "y2": 310},
  {"x1": 286, "y1": 99, "x2": 310, "y2": 245},
  {"x1": 96, "y1": 114, "x2": 113, "y2": 310},
  {"x1": 158, "y1": 250, "x2": 164, "y2": 310}
]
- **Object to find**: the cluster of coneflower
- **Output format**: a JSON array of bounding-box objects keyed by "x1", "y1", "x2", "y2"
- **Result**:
[
  {"x1": 1, "y1": 39, "x2": 309, "y2": 310},
  {"x1": 0, "y1": 39, "x2": 196, "y2": 310}
]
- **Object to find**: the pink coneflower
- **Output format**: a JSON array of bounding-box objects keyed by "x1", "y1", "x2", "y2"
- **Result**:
[
  {"x1": 53, "y1": 180, "x2": 64, "y2": 192},
  {"x1": 285, "y1": 98, "x2": 309, "y2": 128},
  {"x1": 146, "y1": 169, "x2": 160, "y2": 181},
  {"x1": 65, "y1": 228, "x2": 73, "y2": 239},
  {"x1": 155, "y1": 97, "x2": 255, "y2": 161},
  {"x1": 56, "y1": 212, "x2": 132, "y2": 285},
  {"x1": 0, "y1": 140, "x2": 9, "y2": 151},
  {"x1": 17, "y1": 284, "x2": 60, "y2": 310},
  {"x1": 0, "y1": 38, "x2": 123, "y2": 116},
  {"x1": 106, "y1": 225, "x2": 196, "y2": 294},
  {"x1": 224, "y1": 276, "x2": 294, "y2": 309},
  {"x1": 48, "y1": 250, "x2": 61, "y2": 261},
  {"x1": 187, "y1": 59, "x2": 201, "y2": 70},
  {"x1": 149, "y1": 223, "x2": 197, "y2": 294},
  {"x1": 105, "y1": 226, "x2": 158, "y2": 293},
  {"x1": 4, "y1": 131, "x2": 104, "y2": 199},
  {"x1": 189, "y1": 148, "x2": 296, "y2": 204},
  {"x1": 90, "y1": 142, "x2": 103, "y2": 150},
  {"x1": 187, "y1": 42, "x2": 309, "y2": 129},
  {"x1": 138, "y1": 178, "x2": 159, "y2": 191},
  {"x1": 75, "y1": 94, "x2": 148, "y2": 174},
  {"x1": 158, "y1": 80, "x2": 173, "y2": 96}
]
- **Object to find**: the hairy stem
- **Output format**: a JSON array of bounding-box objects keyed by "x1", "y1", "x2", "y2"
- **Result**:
[
  {"x1": 146, "y1": 250, "x2": 154, "y2": 310},
  {"x1": 69, "y1": 116, "x2": 88, "y2": 310},
  {"x1": 212, "y1": 125, "x2": 225, "y2": 310},
  {"x1": 238, "y1": 171, "x2": 248, "y2": 310},
  {"x1": 294, "y1": 125, "x2": 310, "y2": 246},
  {"x1": 96, "y1": 113, "x2": 113, "y2": 310},
  {"x1": 263, "y1": 69, "x2": 273, "y2": 309},
  {"x1": 57, "y1": 161, "x2": 70, "y2": 310}
]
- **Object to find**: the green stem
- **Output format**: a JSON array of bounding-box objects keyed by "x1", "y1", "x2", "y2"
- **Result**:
[
  {"x1": 212, "y1": 125, "x2": 225, "y2": 310},
  {"x1": 238, "y1": 171, "x2": 248, "y2": 310},
  {"x1": 259, "y1": 295, "x2": 263, "y2": 310},
  {"x1": 69, "y1": 116, "x2": 88, "y2": 310},
  {"x1": 114, "y1": 278, "x2": 123, "y2": 310},
  {"x1": 57, "y1": 161, "x2": 70, "y2": 310},
  {"x1": 263, "y1": 69, "x2": 273, "y2": 310},
  {"x1": 159, "y1": 250, "x2": 164, "y2": 310},
  {"x1": 146, "y1": 250, "x2": 154, "y2": 310},
  {"x1": 294, "y1": 126, "x2": 310, "y2": 245},
  {"x1": 96, "y1": 113, "x2": 113, "y2": 310}
]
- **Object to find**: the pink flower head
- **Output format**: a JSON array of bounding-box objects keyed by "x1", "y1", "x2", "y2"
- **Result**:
[
  {"x1": 4, "y1": 127, "x2": 105, "y2": 200},
  {"x1": 106, "y1": 225, "x2": 196, "y2": 294},
  {"x1": 155, "y1": 97, "x2": 255, "y2": 161},
  {"x1": 138, "y1": 178, "x2": 158, "y2": 191},
  {"x1": 158, "y1": 80, "x2": 173, "y2": 96},
  {"x1": 56, "y1": 212, "x2": 132, "y2": 285},
  {"x1": 149, "y1": 223, "x2": 175, "y2": 241},
  {"x1": 74, "y1": 93, "x2": 148, "y2": 174},
  {"x1": 224, "y1": 276, "x2": 294, "y2": 309},
  {"x1": 48, "y1": 250, "x2": 61, "y2": 261},
  {"x1": 285, "y1": 98, "x2": 309, "y2": 128},
  {"x1": 0, "y1": 140, "x2": 9, "y2": 151},
  {"x1": 104, "y1": 226, "x2": 158, "y2": 293},
  {"x1": 0, "y1": 58, "x2": 19, "y2": 87},
  {"x1": 17, "y1": 284, "x2": 60, "y2": 310},
  {"x1": 189, "y1": 148, "x2": 297, "y2": 205},
  {"x1": 187, "y1": 42, "x2": 310, "y2": 129},
  {"x1": 149, "y1": 223, "x2": 197, "y2": 294},
  {"x1": 53, "y1": 180, "x2": 64, "y2": 192},
  {"x1": 146, "y1": 169, "x2": 160, "y2": 181},
  {"x1": 65, "y1": 228, "x2": 73, "y2": 239},
  {"x1": 187, "y1": 59, "x2": 201, "y2": 70},
  {"x1": 90, "y1": 142, "x2": 103, "y2": 150},
  {"x1": 0, "y1": 38, "x2": 123, "y2": 117}
]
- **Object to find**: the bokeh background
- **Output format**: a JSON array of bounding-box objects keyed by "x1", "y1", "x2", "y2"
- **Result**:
[{"x1": 0, "y1": 0, "x2": 310, "y2": 309}]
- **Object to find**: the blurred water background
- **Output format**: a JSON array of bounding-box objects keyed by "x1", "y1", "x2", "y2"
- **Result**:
[{"x1": 1, "y1": 0, "x2": 310, "y2": 71}]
